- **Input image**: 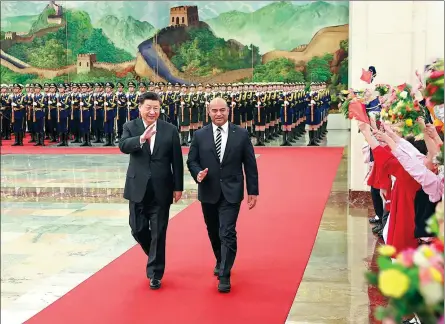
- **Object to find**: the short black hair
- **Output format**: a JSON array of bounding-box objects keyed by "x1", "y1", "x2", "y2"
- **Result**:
[
  {"x1": 406, "y1": 136, "x2": 428, "y2": 155},
  {"x1": 138, "y1": 91, "x2": 161, "y2": 105}
]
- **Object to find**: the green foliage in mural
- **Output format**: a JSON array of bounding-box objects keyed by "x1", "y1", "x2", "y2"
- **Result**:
[
  {"x1": 171, "y1": 28, "x2": 260, "y2": 76},
  {"x1": 305, "y1": 53, "x2": 333, "y2": 83},
  {"x1": 0, "y1": 66, "x2": 36, "y2": 84},
  {"x1": 338, "y1": 39, "x2": 349, "y2": 85},
  {"x1": 253, "y1": 58, "x2": 304, "y2": 83},
  {"x1": 5, "y1": 9, "x2": 133, "y2": 70},
  {"x1": 29, "y1": 6, "x2": 59, "y2": 33}
]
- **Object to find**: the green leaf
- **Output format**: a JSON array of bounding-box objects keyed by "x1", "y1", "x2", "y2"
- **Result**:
[
  {"x1": 365, "y1": 272, "x2": 378, "y2": 285},
  {"x1": 377, "y1": 256, "x2": 393, "y2": 270}
]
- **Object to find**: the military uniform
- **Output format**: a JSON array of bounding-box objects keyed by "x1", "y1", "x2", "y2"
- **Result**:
[
  {"x1": 115, "y1": 82, "x2": 128, "y2": 141},
  {"x1": 79, "y1": 83, "x2": 93, "y2": 146},
  {"x1": 126, "y1": 81, "x2": 139, "y2": 121},
  {"x1": 1, "y1": 84, "x2": 12, "y2": 140},
  {"x1": 103, "y1": 82, "x2": 117, "y2": 146},
  {"x1": 56, "y1": 83, "x2": 71, "y2": 146},
  {"x1": 31, "y1": 84, "x2": 46, "y2": 146},
  {"x1": 177, "y1": 85, "x2": 191, "y2": 146},
  {"x1": 92, "y1": 82, "x2": 105, "y2": 143},
  {"x1": 70, "y1": 83, "x2": 82, "y2": 143}
]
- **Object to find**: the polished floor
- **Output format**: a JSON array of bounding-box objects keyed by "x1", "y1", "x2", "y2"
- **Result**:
[{"x1": 1, "y1": 130, "x2": 381, "y2": 324}]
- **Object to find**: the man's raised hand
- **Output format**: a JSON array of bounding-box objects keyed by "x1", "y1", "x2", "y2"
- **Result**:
[
  {"x1": 140, "y1": 124, "x2": 156, "y2": 142},
  {"x1": 197, "y1": 168, "x2": 208, "y2": 183}
]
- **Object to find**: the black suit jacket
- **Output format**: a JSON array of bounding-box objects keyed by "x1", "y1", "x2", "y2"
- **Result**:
[
  {"x1": 187, "y1": 122, "x2": 259, "y2": 204},
  {"x1": 119, "y1": 118, "x2": 184, "y2": 205}
]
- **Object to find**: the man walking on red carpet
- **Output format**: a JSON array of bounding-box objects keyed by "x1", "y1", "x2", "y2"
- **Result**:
[
  {"x1": 187, "y1": 97, "x2": 259, "y2": 293},
  {"x1": 119, "y1": 92, "x2": 184, "y2": 290}
]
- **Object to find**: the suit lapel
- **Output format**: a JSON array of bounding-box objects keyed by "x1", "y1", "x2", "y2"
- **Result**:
[
  {"x1": 151, "y1": 120, "x2": 162, "y2": 157},
  {"x1": 206, "y1": 125, "x2": 219, "y2": 162},
  {"x1": 221, "y1": 123, "x2": 234, "y2": 165}
]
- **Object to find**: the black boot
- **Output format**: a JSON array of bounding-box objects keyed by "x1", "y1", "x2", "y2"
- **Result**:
[
  {"x1": 12, "y1": 132, "x2": 20, "y2": 146},
  {"x1": 34, "y1": 133, "x2": 41, "y2": 146},
  {"x1": 189, "y1": 129, "x2": 194, "y2": 143},
  {"x1": 280, "y1": 132, "x2": 291, "y2": 146},
  {"x1": 29, "y1": 132, "x2": 36, "y2": 143},
  {"x1": 72, "y1": 132, "x2": 80, "y2": 143},
  {"x1": 87, "y1": 133, "x2": 92, "y2": 146},
  {"x1": 80, "y1": 134, "x2": 88, "y2": 147},
  {"x1": 19, "y1": 132, "x2": 24, "y2": 146},
  {"x1": 57, "y1": 134, "x2": 66, "y2": 146}
]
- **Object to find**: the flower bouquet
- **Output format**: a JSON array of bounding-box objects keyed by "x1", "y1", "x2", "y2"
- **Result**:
[
  {"x1": 424, "y1": 59, "x2": 444, "y2": 108},
  {"x1": 376, "y1": 84, "x2": 391, "y2": 96},
  {"x1": 366, "y1": 203, "x2": 445, "y2": 324},
  {"x1": 380, "y1": 84, "x2": 424, "y2": 136}
]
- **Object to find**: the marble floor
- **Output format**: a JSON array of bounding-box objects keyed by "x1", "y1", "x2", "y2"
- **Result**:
[{"x1": 1, "y1": 130, "x2": 382, "y2": 324}]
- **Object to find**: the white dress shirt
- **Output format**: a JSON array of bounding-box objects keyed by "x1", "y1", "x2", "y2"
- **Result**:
[
  {"x1": 212, "y1": 122, "x2": 228, "y2": 163},
  {"x1": 140, "y1": 120, "x2": 156, "y2": 153}
]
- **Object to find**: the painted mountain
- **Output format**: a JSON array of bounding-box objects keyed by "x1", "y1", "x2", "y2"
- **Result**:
[
  {"x1": 206, "y1": 1, "x2": 349, "y2": 53},
  {"x1": 97, "y1": 15, "x2": 156, "y2": 55}
]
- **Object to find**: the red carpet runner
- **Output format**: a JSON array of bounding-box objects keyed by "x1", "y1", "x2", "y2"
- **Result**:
[{"x1": 26, "y1": 148, "x2": 344, "y2": 324}]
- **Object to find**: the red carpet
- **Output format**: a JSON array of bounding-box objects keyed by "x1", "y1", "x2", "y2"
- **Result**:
[{"x1": 25, "y1": 148, "x2": 343, "y2": 324}]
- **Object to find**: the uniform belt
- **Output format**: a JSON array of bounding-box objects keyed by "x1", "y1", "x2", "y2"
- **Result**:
[
  {"x1": 82, "y1": 108, "x2": 89, "y2": 111},
  {"x1": 13, "y1": 108, "x2": 24, "y2": 111},
  {"x1": 130, "y1": 107, "x2": 138, "y2": 110},
  {"x1": 49, "y1": 106, "x2": 57, "y2": 109},
  {"x1": 106, "y1": 107, "x2": 115, "y2": 111},
  {"x1": 34, "y1": 108, "x2": 43, "y2": 111}
]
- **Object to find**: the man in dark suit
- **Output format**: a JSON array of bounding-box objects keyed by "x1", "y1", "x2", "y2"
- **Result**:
[
  {"x1": 119, "y1": 92, "x2": 184, "y2": 290},
  {"x1": 187, "y1": 97, "x2": 259, "y2": 293}
]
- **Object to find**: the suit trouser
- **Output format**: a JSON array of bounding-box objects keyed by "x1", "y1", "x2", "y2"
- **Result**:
[
  {"x1": 370, "y1": 186, "x2": 384, "y2": 218},
  {"x1": 201, "y1": 193, "x2": 241, "y2": 278},
  {"x1": 129, "y1": 180, "x2": 170, "y2": 280}
]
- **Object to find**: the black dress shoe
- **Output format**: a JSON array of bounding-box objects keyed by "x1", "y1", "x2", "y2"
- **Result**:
[
  {"x1": 372, "y1": 224, "x2": 383, "y2": 234},
  {"x1": 369, "y1": 217, "x2": 380, "y2": 224},
  {"x1": 218, "y1": 277, "x2": 231, "y2": 293},
  {"x1": 150, "y1": 279, "x2": 161, "y2": 290},
  {"x1": 213, "y1": 263, "x2": 220, "y2": 277}
]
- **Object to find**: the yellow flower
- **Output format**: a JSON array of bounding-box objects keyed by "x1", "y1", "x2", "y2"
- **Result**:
[
  {"x1": 429, "y1": 267, "x2": 443, "y2": 283},
  {"x1": 378, "y1": 269, "x2": 410, "y2": 298},
  {"x1": 423, "y1": 246, "x2": 434, "y2": 258},
  {"x1": 378, "y1": 245, "x2": 396, "y2": 257},
  {"x1": 405, "y1": 119, "x2": 413, "y2": 127},
  {"x1": 388, "y1": 109, "x2": 394, "y2": 116}
]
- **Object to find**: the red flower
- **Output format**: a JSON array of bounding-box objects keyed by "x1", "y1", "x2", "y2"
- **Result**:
[
  {"x1": 426, "y1": 83, "x2": 439, "y2": 96},
  {"x1": 432, "y1": 239, "x2": 444, "y2": 253},
  {"x1": 430, "y1": 70, "x2": 444, "y2": 79}
]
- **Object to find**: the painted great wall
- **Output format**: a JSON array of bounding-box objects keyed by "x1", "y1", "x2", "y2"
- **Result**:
[{"x1": 1, "y1": 1, "x2": 348, "y2": 84}]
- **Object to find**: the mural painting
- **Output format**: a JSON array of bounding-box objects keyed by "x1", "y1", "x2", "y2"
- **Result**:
[{"x1": 1, "y1": 0, "x2": 349, "y2": 108}]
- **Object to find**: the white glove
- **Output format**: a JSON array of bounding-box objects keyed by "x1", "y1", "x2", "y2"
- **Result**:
[
  {"x1": 161, "y1": 108, "x2": 165, "y2": 113},
  {"x1": 80, "y1": 102, "x2": 84, "y2": 106},
  {"x1": 104, "y1": 102, "x2": 108, "y2": 106},
  {"x1": 94, "y1": 101, "x2": 98, "y2": 105},
  {"x1": 127, "y1": 101, "x2": 131, "y2": 106},
  {"x1": 32, "y1": 102, "x2": 37, "y2": 106},
  {"x1": 12, "y1": 102, "x2": 17, "y2": 107},
  {"x1": 284, "y1": 100, "x2": 289, "y2": 106},
  {"x1": 57, "y1": 103, "x2": 62, "y2": 107},
  {"x1": 48, "y1": 100, "x2": 53, "y2": 105},
  {"x1": 311, "y1": 100, "x2": 316, "y2": 105}
]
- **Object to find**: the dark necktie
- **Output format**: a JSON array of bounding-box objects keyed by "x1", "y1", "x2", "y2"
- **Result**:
[{"x1": 215, "y1": 126, "x2": 222, "y2": 161}]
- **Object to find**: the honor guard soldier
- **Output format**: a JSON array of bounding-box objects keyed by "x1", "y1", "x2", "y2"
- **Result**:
[
  {"x1": 196, "y1": 83, "x2": 205, "y2": 129},
  {"x1": 70, "y1": 84, "x2": 82, "y2": 143},
  {"x1": 10, "y1": 84, "x2": 26, "y2": 146},
  {"x1": 1, "y1": 84, "x2": 12, "y2": 140},
  {"x1": 165, "y1": 82, "x2": 177, "y2": 127},
  {"x1": 56, "y1": 83, "x2": 70, "y2": 146},
  {"x1": 254, "y1": 90, "x2": 267, "y2": 146},
  {"x1": 92, "y1": 82, "x2": 105, "y2": 143},
  {"x1": 202, "y1": 84, "x2": 212, "y2": 126},
  {"x1": 280, "y1": 90, "x2": 293, "y2": 146},
  {"x1": 245, "y1": 83, "x2": 255, "y2": 137},
  {"x1": 305, "y1": 82, "x2": 319, "y2": 146},
  {"x1": 31, "y1": 84, "x2": 46, "y2": 146},
  {"x1": 103, "y1": 82, "x2": 117, "y2": 146},
  {"x1": 47, "y1": 83, "x2": 59, "y2": 142},
  {"x1": 26, "y1": 84, "x2": 37, "y2": 143},
  {"x1": 79, "y1": 83, "x2": 93, "y2": 146},
  {"x1": 177, "y1": 84, "x2": 191, "y2": 146},
  {"x1": 229, "y1": 84, "x2": 242, "y2": 126},
  {"x1": 115, "y1": 82, "x2": 127, "y2": 141},
  {"x1": 189, "y1": 84, "x2": 199, "y2": 141},
  {"x1": 126, "y1": 81, "x2": 139, "y2": 121}
]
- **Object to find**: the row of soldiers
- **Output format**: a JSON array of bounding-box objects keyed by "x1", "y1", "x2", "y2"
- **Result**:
[{"x1": 0, "y1": 81, "x2": 331, "y2": 147}]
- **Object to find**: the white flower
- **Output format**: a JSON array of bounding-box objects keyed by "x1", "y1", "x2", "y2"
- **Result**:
[
  {"x1": 398, "y1": 112, "x2": 402, "y2": 116},
  {"x1": 420, "y1": 282, "x2": 444, "y2": 305},
  {"x1": 399, "y1": 91, "x2": 408, "y2": 99},
  {"x1": 413, "y1": 249, "x2": 431, "y2": 267}
]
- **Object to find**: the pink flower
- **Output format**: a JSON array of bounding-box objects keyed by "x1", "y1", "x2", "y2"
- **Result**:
[
  {"x1": 438, "y1": 316, "x2": 444, "y2": 324},
  {"x1": 419, "y1": 267, "x2": 433, "y2": 285},
  {"x1": 396, "y1": 248, "x2": 416, "y2": 267}
]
